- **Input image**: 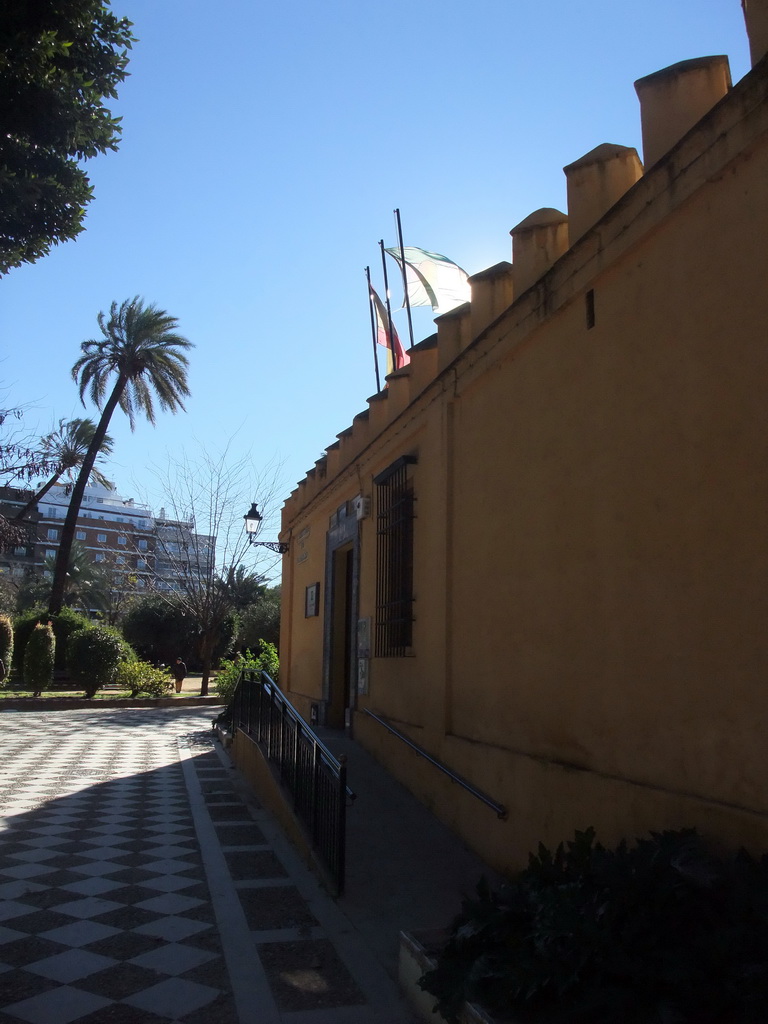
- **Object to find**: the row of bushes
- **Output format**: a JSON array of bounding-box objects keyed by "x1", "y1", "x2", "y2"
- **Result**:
[
  {"x1": 0, "y1": 609, "x2": 279, "y2": 700},
  {"x1": 0, "y1": 610, "x2": 173, "y2": 698}
]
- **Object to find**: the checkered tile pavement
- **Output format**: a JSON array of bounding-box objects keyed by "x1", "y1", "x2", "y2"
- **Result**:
[{"x1": 0, "y1": 708, "x2": 401, "y2": 1024}]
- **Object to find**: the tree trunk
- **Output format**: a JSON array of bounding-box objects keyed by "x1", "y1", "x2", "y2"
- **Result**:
[
  {"x1": 14, "y1": 472, "x2": 62, "y2": 521},
  {"x1": 198, "y1": 629, "x2": 217, "y2": 696},
  {"x1": 48, "y1": 379, "x2": 126, "y2": 616}
]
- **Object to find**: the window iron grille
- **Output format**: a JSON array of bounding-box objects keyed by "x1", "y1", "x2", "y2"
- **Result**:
[{"x1": 374, "y1": 454, "x2": 416, "y2": 657}]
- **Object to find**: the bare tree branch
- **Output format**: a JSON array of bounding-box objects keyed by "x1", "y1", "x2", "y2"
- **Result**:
[{"x1": 138, "y1": 441, "x2": 285, "y2": 694}]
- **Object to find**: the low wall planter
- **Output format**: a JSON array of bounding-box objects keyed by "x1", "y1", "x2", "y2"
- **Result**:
[{"x1": 398, "y1": 929, "x2": 502, "y2": 1024}]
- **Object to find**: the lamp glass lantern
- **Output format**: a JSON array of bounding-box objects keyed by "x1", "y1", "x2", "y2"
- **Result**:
[
  {"x1": 243, "y1": 502, "x2": 263, "y2": 535},
  {"x1": 243, "y1": 503, "x2": 288, "y2": 554}
]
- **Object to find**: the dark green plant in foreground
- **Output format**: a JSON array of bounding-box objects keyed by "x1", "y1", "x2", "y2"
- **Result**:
[{"x1": 420, "y1": 828, "x2": 768, "y2": 1024}]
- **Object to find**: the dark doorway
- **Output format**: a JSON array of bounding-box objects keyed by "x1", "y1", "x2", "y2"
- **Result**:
[{"x1": 327, "y1": 543, "x2": 354, "y2": 729}]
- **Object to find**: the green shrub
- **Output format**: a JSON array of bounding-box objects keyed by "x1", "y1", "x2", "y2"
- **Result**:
[
  {"x1": 23, "y1": 622, "x2": 55, "y2": 696},
  {"x1": 14, "y1": 606, "x2": 91, "y2": 673},
  {"x1": 67, "y1": 626, "x2": 127, "y2": 698},
  {"x1": 114, "y1": 660, "x2": 173, "y2": 698},
  {"x1": 49, "y1": 607, "x2": 92, "y2": 669},
  {"x1": 420, "y1": 827, "x2": 768, "y2": 1024},
  {"x1": 214, "y1": 640, "x2": 279, "y2": 704},
  {"x1": 0, "y1": 613, "x2": 12, "y2": 686},
  {"x1": 13, "y1": 607, "x2": 46, "y2": 673}
]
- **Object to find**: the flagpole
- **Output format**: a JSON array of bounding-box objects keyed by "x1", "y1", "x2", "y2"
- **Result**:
[
  {"x1": 394, "y1": 208, "x2": 415, "y2": 350},
  {"x1": 365, "y1": 266, "x2": 382, "y2": 393},
  {"x1": 379, "y1": 239, "x2": 396, "y2": 372}
]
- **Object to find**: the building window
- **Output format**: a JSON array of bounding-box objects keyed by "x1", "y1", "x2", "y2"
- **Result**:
[
  {"x1": 76, "y1": 531, "x2": 86, "y2": 541},
  {"x1": 374, "y1": 454, "x2": 417, "y2": 657},
  {"x1": 116, "y1": 555, "x2": 125, "y2": 564},
  {"x1": 138, "y1": 539, "x2": 148, "y2": 551},
  {"x1": 137, "y1": 558, "x2": 147, "y2": 570},
  {"x1": 118, "y1": 536, "x2": 127, "y2": 546},
  {"x1": 13, "y1": 546, "x2": 26, "y2": 556},
  {"x1": 46, "y1": 549, "x2": 56, "y2": 558},
  {"x1": 47, "y1": 528, "x2": 58, "y2": 540},
  {"x1": 585, "y1": 288, "x2": 596, "y2": 329},
  {"x1": 95, "y1": 552, "x2": 105, "y2": 563},
  {"x1": 97, "y1": 533, "x2": 107, "y2": 543}
]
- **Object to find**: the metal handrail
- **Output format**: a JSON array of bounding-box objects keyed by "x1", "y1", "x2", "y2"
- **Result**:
[
  {"x1": 256, "y1": 672, "x2": 356, "y2": 801},
  {"x1": 363, "y1": 708, "x2": 507, "y2": 819},
  {"x1": 230, "y1": 670, "x2": 354, "y2": 893}
]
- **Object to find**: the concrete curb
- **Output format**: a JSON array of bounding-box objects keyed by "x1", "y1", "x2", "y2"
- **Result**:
[{"x1": 0, "y1": 696, "x2": 225, "y2": 711}]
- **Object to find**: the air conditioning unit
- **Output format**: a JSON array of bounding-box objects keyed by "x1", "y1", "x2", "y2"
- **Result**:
[{"x1": 352, "y1": 495, "x2": 371, "y2": 520}]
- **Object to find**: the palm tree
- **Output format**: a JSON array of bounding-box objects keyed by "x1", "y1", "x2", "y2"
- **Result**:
[
  {"x1": 14, "y1": 418, "x2": 114, "y2": 521},
  {"x1": 42, "y1": 541, "x2": 110, "y2": 614},
  {"x1": 48, "y1": 297, "x2": 193, "y2": 615}
]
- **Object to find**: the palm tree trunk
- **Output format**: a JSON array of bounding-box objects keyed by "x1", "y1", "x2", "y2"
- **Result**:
[
  {"x1": 48, "y1": 378, "x2": 126, "y2": 616},
  {"x1": 14, "y1": 472, "x2": 63, "y2": 521}
]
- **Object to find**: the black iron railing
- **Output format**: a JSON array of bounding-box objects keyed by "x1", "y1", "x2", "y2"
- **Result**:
[{"x1": 231, "y1": 671, "x2": 354, "y2": 894}]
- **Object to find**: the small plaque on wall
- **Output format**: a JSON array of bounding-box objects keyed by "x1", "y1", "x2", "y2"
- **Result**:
[
  {"x1": 357, "y1": 617, "x2": 371, "y2": 658},
  {"x1": 357, "y1": 658, "x2": 369, "y2": 695},
  {"x1": 305, "y1": 582, "x2": 320, "y2": 617}
]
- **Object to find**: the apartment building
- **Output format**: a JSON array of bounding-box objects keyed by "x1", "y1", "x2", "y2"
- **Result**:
[{"x1": 0, "y1": 482, "x2": 215, "y2": 600}]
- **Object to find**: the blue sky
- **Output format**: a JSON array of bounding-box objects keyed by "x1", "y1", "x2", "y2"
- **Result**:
[{"x1": 0, "y1": 0, "x2": 751, "y2": 544}]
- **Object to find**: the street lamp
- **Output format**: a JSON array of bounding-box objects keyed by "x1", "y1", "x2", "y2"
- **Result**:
[{"x1": 243, "y1": 503, "x2": 289, "y2": 554}]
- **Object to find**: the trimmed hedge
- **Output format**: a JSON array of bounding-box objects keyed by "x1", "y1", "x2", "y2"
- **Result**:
[
  {"x1": 14, "y1": 606, "x2": 91, "y2": 673},
  {"x1": 23, "y1": 622, "x2": 55, "y2": 696},
  {"x1": 67, "y1": 626, "x2": 128, "y2": 698},
  {"x1": 0, "y1": 613, "x2": 12, "y2": 685}
]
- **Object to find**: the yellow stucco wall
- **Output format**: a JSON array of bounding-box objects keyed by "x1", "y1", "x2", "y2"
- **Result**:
[{"x1": 279, "y1": 52, "x2": 768, "y2": 874}]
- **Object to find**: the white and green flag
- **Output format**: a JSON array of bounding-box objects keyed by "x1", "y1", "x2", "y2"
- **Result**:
[{"x1": 385, "y1": 246, "x2": 470, "y2": 314}]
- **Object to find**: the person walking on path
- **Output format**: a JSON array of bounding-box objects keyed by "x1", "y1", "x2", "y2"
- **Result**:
[{"x1": 172, "y1": 656, "x2": 187, "y2": 693}]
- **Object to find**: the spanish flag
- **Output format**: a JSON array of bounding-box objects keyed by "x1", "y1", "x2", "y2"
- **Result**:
[{"x1": 368, "y1": 283, "x2": 410, "y2": 374}]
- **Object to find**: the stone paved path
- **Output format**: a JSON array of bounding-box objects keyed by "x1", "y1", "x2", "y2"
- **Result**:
[{"x1": 0, "y1": 708, "x2": 414, "y2": 1024}]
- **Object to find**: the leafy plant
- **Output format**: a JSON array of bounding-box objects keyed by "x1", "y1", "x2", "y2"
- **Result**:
[
  {"x1": 114, "y1": 660, "x2": 173, "y2": 698},
  {"x1": 214, "y1": 640, "x2": 279, "y2": 704},
  {"x1": 420, "y1": 828, "x2": 768, "y2": 1024},
  {"x1": 66, "y1": 626, "x2": 128, "y2": 698},
  {"x1": 0, "y1": 612, "x2": 12, "y2": 685},
  {"x1": 23, "y1": 621, "x2": 55, "y2": 696},
  {"x1": 0, "y1": 1, "x2": 135, "y2": 274}
]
